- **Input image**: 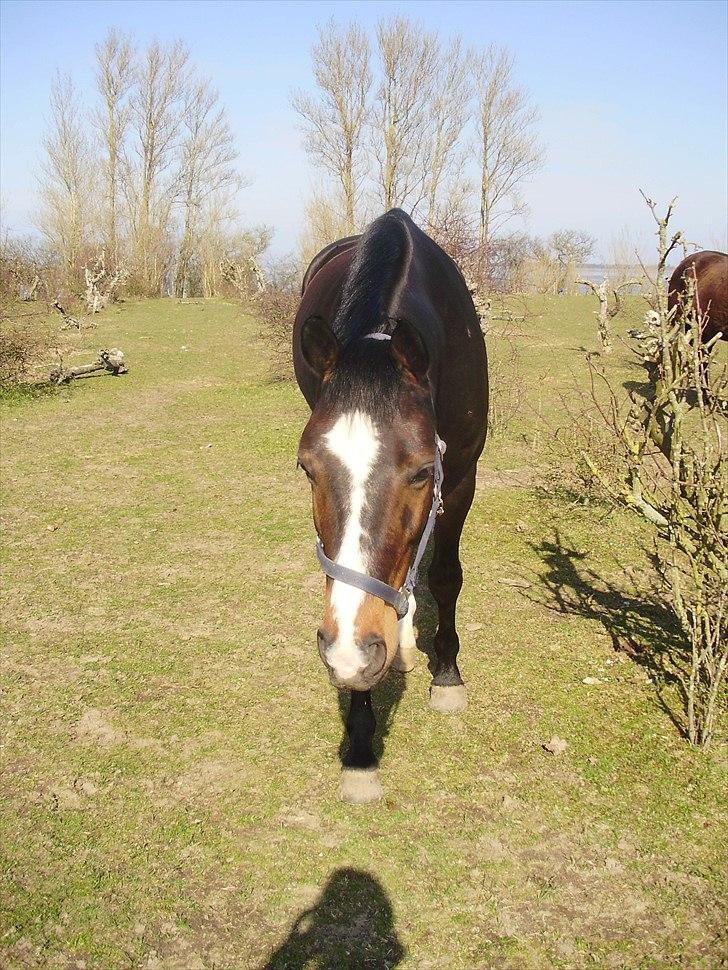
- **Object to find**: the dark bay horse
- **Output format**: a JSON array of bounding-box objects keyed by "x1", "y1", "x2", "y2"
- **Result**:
[
  {"x1": 293, "y1": 209, "x2": 488, "y2": 802},
  {"x1": 668, "y1": 250, "x2": 727, "y2": 343}
]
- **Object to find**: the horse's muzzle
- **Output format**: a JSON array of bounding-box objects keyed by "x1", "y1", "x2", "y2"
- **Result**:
[{"x1": 317, "y1": 628, "x2": 387, "y2": 690}]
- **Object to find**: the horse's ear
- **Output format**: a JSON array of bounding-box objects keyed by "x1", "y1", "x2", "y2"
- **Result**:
[
  {"x1": 390, "y1": 318, "x2": 429, "y2": 385},
  {"x1": 300, "y1": 315, "x2": 339, "y2": 380}
]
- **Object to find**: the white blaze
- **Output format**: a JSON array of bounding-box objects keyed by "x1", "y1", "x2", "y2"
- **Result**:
[{"x1": 324, "y1": 410, "x2": 379, "y2": 679}]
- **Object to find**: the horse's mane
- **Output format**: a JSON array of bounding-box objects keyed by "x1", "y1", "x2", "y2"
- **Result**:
[{"x1": 332, "y1": 210, "x2": 411, "y2": 345}]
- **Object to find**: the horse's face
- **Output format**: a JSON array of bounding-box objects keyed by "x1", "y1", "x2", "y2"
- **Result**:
[{"x1": 297, "y1": 317, "x2": 435, "y2": 691}]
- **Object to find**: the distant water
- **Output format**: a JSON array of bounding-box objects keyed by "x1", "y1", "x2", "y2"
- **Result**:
[{"x1": 576, "y1": 263, "x2": 674, "y2": 293}]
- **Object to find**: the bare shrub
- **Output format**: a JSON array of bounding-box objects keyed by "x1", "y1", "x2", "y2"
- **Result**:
[
  {"x1": 428, "y1": 202, "x2": 531, "y2": 295},
  {"x1": 427, "y1": 205, "x2": 528, "y2": 436},
  {"x1": 0, "y1": 316, "x2": 56, "y2": 386},
  {"x1": 251, "y1": 255, "x2": 300, "y2": 381},
  {"x1": 0, "y1": 235, "x2": 39, "y2": 303},
  {"x1": 544, "y1": 381, "x2": 629, "y2": 504},
  {"x1": 254, "y1": 288, "x2": 298, "y2": 381},
  {"x1": 428, "y1": 200, "x2": 482, "y2": 284},
  {"x1": 574, "y1": 196, "x2": 727, "y2": 748},
  {"x1": 485, "y1": 329, "x2": 525, "y2": 436},
  {"x1": 298, "y1": 193, "x2": 353, "y2": 272}
]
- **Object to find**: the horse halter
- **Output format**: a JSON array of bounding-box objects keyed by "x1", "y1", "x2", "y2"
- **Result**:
[
  {"x1": 315, "y1": 434, "x2": 445, "y2": 620},
  {"x1": 315, "y1": 330, "x2": 446, "y2": 620}
]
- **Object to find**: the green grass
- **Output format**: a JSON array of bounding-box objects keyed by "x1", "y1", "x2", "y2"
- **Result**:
[{"x1": 1, "y1": 296, "x2": 725, "y2": 969}]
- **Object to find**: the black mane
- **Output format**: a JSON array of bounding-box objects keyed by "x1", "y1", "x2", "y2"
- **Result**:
[{"x1": 332, "y1": 210, "x2": 411, "y2": 345}]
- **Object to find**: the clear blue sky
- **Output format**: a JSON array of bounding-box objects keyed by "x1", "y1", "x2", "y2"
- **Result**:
[{"x1": 1, "y1": 0, "x2": 726, "y2": 259}]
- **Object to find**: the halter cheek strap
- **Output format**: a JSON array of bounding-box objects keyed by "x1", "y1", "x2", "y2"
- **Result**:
[{"x1": 315, "y1": 435, "x2": 446, "y2": 620}]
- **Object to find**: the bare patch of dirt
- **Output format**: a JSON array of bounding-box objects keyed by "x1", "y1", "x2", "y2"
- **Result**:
[
  {"x1": 173, "y1": 758, "x2": 246, "y2": 800},
  {"x1": 463, "y1": 815, "x2": 725, "y2": 967},
  {"x1": 71, "y1": 708, "x2": 165, "y2": 755},
  {"x1": 72, "y1": 709, "x2": 127, "y2": 746}
]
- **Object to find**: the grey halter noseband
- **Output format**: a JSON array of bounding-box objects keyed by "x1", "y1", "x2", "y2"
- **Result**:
[{"x1": 314, "y1": 332, "x2": 445, "y2": 621}]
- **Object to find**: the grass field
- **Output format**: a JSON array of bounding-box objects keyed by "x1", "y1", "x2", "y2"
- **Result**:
[{"x1": 1, "y1": 296, "x2": 726, "y2": 969}]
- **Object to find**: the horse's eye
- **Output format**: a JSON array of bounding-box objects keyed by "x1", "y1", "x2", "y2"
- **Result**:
[
  {"x1": 410, "y1": 465, "x2": 433, "y2": 486},
  {"x1": 297, "y1": 460, "x2": 315, "y2": 484}
]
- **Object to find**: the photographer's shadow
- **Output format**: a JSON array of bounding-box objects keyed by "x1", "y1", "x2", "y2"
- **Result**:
[{"x1": 260, "y1": 867, "x2": 405, "y2": 969}]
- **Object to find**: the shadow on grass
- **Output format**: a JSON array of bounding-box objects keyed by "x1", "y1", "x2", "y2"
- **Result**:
[
  {"x1": 260, "y1": 868, "x2": 405, "y2": 969},
  {"x1": 623, "y1": 377, "x2": 705, "y2": 411},
  {"x1": 528, "y1": 530, "x2": 690, "y2": 738},
  {"x1": 0, "y1": 381, "x2": 66, "y2": 405},
  {"x1": 622, "y1": 377, "x2": 654, "y2": 399}
]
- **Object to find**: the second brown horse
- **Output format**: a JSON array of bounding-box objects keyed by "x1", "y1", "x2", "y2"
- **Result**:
[{"x1": 668, "y1": 250, "x2": 727, "y2": 342}]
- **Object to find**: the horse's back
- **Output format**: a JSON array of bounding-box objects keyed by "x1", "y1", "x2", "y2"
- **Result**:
[
  {"x1": 389, "y1": 212, "x2": 488, "y2": 464},
  {"x1": 669, "y1": 250, "x2": 728, "y2": 341},
  {"x1": 301, "y1": 235, "x2": 360, "y2": 295}
]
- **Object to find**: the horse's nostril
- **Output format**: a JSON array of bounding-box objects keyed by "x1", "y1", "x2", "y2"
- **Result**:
[
  {"x1": 317, "y1": 628, "x2": 334, "y2": 665},
  {"x1": 360, "y1": 635, "x2": 387, "y2": 678}
]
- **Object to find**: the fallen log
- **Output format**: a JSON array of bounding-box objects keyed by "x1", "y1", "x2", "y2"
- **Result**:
[{"x1": 50, "y1": 348, "x2": 128, "y2": 384}]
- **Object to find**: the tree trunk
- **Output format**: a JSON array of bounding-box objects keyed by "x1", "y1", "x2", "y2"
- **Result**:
[{"x1": 343, "y1": 146, "x2": 355, "y2": 234}]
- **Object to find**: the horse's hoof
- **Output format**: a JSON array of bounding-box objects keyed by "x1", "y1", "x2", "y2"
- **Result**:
[
  {"x1": 429, "y1": 684, "x2": 467, "y2": 713},
  {"x1": 339, "y1": 768, "x2": 383, "y2": 804}
]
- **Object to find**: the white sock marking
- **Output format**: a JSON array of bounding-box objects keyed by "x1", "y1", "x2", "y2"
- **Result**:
[
  {"x1": 398, "y1": 594, "x2": 417, "y2": 654},
  {"x1": 324, "y1": 411, "x2": 379, "y2": 679}
]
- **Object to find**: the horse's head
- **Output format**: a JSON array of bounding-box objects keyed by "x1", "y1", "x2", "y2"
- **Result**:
[{"x1": 297, "y1": 315, "x2": 437, "y2": 691}]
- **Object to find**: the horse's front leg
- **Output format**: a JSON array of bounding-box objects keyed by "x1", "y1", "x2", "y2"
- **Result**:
[
  {"x1": 392, "y1": 593, "x2": 417, "y2": 672},
  {"x1": 427, "y1": 465, "x2": 477, "y2": 713},
  {"x1": 340, "y1": 690, "x2": 383, "y2": 804}
]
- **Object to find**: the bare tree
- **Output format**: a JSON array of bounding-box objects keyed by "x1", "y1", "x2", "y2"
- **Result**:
[
  {"x1": 576, "y1": 277, "x2": 641, "y2": 353},
  {"x1": 580, "y1": 197, "x2": 727, "y2": 748},
  {"x1": 175, "y1": 77, "x2": 240, "y2": 297},
  {"x1": 83, "y1": 251, "x2": 128, "y2": 312},
  {"x1": 425, "y1": 38, "x2": 471, "y2": 227},
  {"x1": 373, "y1": 16, "x2": 438, "y2": 212},
  {"x1": 549, "y1": 229, "x2": 595, "y2": 266},
  {"x1": 292, "y1": 20, "x2": 371, "y2": 234},
  {"x1": 549, "y1": 228, "x2": 596, "y2": 293},
  {"x1": 37, "y1": 72, "x2": 93, "y2": 277},
  {"x1": 298, "y1": 190, "x2": 352, "y2": 269},
  {"x1": 194, "y1": 188, "x2": 238, "y2": 297},
  {"x1": 473, "y1": 46, "x2": 542, "y2": 280},
  {"x1": 94, "y1": 29, "x2": 134, "y2": 270},
  {"x1": 125, "y1": 40, "x2": 190, "y2": 293},
  {"x1": 524, "y1": 230, "x2": 595, "y2": 294},
  {"x1": 609, "y1": 224, "x2": 647, "y2": 285},
  {"x1": 218, "y1": 224, "x2": 272, "y2": 299}
]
